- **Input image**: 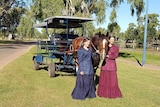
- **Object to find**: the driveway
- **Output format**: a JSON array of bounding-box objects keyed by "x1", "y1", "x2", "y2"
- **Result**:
[{"x1": 0, "y1": 41, "x2": 36, "y2": 70}]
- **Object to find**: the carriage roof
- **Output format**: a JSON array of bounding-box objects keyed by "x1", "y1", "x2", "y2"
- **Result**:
[{"x1": 33, "y1": 16, "x2": 95, "y2": 28}]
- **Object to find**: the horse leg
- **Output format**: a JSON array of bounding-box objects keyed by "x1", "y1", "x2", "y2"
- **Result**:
[
  {"x1": 93, "y1": 67, "x2": 99, "y2": 86},
  {"x1": 94, "y1": 68, "x2": 97, "y2": 80},
  {"x1": 73, "y1": 57, "x2": 78, "y2": 75}
]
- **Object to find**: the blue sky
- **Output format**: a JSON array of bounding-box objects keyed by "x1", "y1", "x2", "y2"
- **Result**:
[{"x1": 97, "y1": 0, "x2": 160, "y2": 32}]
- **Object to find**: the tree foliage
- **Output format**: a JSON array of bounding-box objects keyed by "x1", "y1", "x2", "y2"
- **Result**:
[
  {"x1": 29, "y1": 0, "x2": 145, "y2": 37},
  {"x1": 17, "y1": 9, "x2": 35, "y2": 40},
  {"x1": 0, "y1": 0, "x2": 26, "y2": 38},
  {"x1": 31, "y1": 0, "x2": 106, "y2": 23},
  {"x1": 123, "y1": 13, "x2": 160, "y2": 45}
]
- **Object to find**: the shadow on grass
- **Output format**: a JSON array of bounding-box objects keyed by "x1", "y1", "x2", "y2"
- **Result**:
[
  {"x1": 134, "y1": 56, "x2": 143, "y2": 66},
  {"x1": 119, "y1": 52, "x2": 142, "y2": 66},
  {"x1": 0, "y1": 45, "x2": 18, "y2": 49},
  {"x1": 0, "y1": 40, "x2": 36, "y2": 45},
  {"x1": 39, "y1": 66, "x2": 48, "y2": 71},
  {"x1": 33, "y1": 52, "x2": 49, "y2": 55},
  {"x1": 0, "y1": 40, "x2": 22, "y2": 44},
  {"x1": 0, "y1": 40, "x2": 36, "y2": 51},
  {"x1": 119, "y1": 52, "x2": 134, "y2": 58},
  {"x1": 37, "y1": 66, "x2": 76, "y2": 78}
]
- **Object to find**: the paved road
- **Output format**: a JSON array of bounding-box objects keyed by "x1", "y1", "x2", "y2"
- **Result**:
[{"x1": 0, "y1": 41, "x2": 36, "y2": 70}]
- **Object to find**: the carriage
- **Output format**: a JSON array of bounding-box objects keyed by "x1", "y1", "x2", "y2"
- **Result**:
[{"x1": 32, "y1": 16, "x2": 95, "y2": 77}]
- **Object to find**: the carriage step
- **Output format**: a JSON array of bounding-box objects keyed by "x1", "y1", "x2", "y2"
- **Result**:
[{"x1": 56, "y1": 64, "x2": 76, "y2": 71}]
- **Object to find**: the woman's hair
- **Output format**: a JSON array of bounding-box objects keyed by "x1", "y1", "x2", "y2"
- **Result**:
[
  {"x1": 108, "y1": 35, "x2": 115, "y2": 40},
  {"x1": 81, "y1": 37, "x2": 90, "y2": 47}
]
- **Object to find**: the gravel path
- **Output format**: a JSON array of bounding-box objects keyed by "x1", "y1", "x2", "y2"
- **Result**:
[{"x1": 0, "y1": 42, "x2": 35, "y2": 70}]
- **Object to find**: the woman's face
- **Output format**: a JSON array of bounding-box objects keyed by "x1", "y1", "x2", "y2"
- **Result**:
[
  {"x1": 109, "y1": 37, "x2": 115, "y2": 45},
  {"x1": 84, "y1": 39, "x2": 91, "y2": 48}
]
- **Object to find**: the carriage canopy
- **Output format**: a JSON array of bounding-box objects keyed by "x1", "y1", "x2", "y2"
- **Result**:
[{"x1": 33, "y1": 16, "x2": 95, "y2": 29}]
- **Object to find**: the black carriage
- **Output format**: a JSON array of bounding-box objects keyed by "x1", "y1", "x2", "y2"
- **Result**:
[{"x1": 32, "y1": 16, "x2": 94, "y2": 77}]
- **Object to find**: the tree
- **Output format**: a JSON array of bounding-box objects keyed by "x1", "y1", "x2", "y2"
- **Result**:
[
  {"x1": 17, "y1": 9, "x2": 35, "y2": 40},
  {"x1": 31, "y1": 0, "x2": 145, "y2": 29},
  {"x1": 125, "y1": 23, "x2": 136, "y2": 40},
  {"x1": 157, "y1": 25, "x2": 160, "y2": 41},
  {"x1": 31, "y1": 0, "x2": 64, "y2": 21},
  {"x1": 15, "y1": 0, "x2": 146, "y2": 39},
  {"x1": 136, "y1": 13, "x2": 159, "y2": 43},
  {"x1": 0, "y1": 0, "x2": 26, "y2": 39},
  {"x1": 147, "y1": 14, "x2": 159, "y2": 42},
  {"x1": 108, "y1": 0, "x2": 144, "y2": 33}
]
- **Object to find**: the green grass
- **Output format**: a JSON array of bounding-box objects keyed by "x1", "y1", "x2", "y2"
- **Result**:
[
  {"x1": 0, "y1": 47, "x2": 160, "y2": 107},
  {"x1": 119, "y1": 48, "x2": 160, "y2": 66}
]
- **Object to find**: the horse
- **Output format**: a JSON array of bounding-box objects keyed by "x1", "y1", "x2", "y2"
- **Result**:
[{"x1": 72, "y1": 32, "x2": 109, "y2": 73}]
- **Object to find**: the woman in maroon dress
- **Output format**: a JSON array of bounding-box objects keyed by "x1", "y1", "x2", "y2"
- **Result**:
[{"x1": 97, "y1": 36, "x2": 122, "y2": 98}]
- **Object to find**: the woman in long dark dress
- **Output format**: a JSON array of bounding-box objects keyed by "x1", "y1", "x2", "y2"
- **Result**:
[
  {"x1": 71, "y1": 37, "x2": 97, "y2": 100},
  {"x1": 97, "y1": 36, "x2": 122, "y2": 98}
]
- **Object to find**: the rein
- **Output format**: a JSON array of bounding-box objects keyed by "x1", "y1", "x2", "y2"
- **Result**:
[{"x1": 90, "y1": 41, "x2": 98, "y2": 51}]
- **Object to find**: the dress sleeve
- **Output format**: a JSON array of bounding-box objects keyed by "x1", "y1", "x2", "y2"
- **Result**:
[
  {"x1": 108, "y1": 46, "x2": 119, "y2": 60},
  {"x1": 77, "y1": 49, "x2": 84, "y2": 71},
  {"x1": 90, "y1": 48, "x2": 98, "y2": 58}
]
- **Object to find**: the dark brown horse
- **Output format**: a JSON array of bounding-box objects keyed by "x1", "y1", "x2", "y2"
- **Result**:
[{"x1": 72, "y1": 32, "x2": 109, "y2": 72}]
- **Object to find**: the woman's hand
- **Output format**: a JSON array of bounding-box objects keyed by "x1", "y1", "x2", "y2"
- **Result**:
[{"x1": 80, "y1": 71, "x2": 84, "y2": 75}]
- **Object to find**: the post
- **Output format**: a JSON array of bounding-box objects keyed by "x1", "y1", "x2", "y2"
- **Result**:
[{"x1": 142, "y1": 0, "x2": 149, "y2": 66}]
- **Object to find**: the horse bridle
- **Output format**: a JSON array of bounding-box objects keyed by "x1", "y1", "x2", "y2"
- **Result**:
[
  {"x1": 90, "y1": 39, "x2": 107, "y2": 53},
  {"x1": 102, "y1": 39, "x2": 107, "y2": 59}
]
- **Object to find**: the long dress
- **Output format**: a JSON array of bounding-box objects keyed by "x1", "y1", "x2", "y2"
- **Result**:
[
  {"x1": 71, "y1": 47, "x2": 96, "y2": 100},
  {"x1": 97, "y1": 44, "x2": 122, "y2": 98}
]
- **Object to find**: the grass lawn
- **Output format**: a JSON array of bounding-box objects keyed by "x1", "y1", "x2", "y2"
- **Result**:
[
  {"x1": 119, "y1": 48, "x2": 160, "y2": 66},
  {"x1": 0, "y1": 47, "x2": 160, "y2": 107}
]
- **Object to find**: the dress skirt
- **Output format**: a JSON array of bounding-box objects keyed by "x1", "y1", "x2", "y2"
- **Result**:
[
  {"x1": 72, "y1": 74, "x2": 96, "y2": 100},
  {"x1": 97, "y1": 70, "x2": 122, "y2": 98}
]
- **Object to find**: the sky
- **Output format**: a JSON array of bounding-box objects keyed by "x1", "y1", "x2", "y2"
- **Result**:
[{"x1": 97, "y1": 0, "x2": 160, "y2": 32}]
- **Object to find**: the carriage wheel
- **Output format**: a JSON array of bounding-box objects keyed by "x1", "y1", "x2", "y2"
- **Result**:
[
  {"x1": 33, "y1": 61, "x2": 39, "y2": 70},
  {"x1": 48, "y1": 63, "x2": 56, "y2": 77},
  {"x1": 33, "y1": 57, "x2": 39, "y2": 70}
]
